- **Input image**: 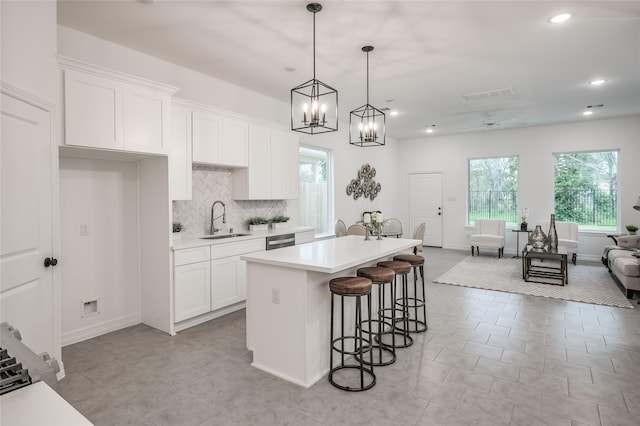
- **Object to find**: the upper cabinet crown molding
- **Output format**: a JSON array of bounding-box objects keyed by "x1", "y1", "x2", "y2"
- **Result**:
[
  {"x1": 57, "y1": 56, "x2": 179, "y2": 94},
  {"x1": 59, "y1": 56, "x2": 178, "y2": 156}
]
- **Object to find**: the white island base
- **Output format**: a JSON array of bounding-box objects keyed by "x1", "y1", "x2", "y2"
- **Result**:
[{"x1": 242, "y1": 236, "x2": 422, "y2": 388}]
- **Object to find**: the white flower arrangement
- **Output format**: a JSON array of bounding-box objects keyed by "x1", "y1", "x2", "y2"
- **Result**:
[{"x1": 518, "y1": 207, "x2": 529, "y2": 224}]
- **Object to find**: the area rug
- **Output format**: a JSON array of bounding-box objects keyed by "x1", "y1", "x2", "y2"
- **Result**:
[{"x1": 433, "y1": 256, "x2": 634, "y2": 308}]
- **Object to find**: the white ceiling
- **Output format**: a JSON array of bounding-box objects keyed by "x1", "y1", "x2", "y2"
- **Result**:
[{"x1": 57, "y1": 0, "x2": 640, "y2": 140}]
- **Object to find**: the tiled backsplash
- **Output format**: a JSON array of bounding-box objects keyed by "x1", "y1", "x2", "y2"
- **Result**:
[{"x1": 172, "y1": 164, "x2": 287, "y2": 237}]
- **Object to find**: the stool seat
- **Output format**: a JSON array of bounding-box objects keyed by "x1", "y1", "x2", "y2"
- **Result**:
[
  {"x1": 357, "y1": 267, "x2": 395, "y2": 282},
  {"x1": 330, "y1": 276, "x2": 372, "y2": 295},
  {"x1": 393, "y1": 254, "x2": 424, "y2": 266},
  {"x1": 377, "y1": 260, "x2": 411, "y2": 274}
]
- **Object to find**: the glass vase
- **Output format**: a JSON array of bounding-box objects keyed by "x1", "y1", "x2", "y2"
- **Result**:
[
  {"x1": 547, "y1": 214, "x2": 558, "y2": 249},
  {"x1": 529, "y1": 225, "x2": 547, "y2": 250}
]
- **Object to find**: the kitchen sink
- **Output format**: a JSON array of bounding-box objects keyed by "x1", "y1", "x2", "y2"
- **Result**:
[{"x1": 200, "y1": 233, "x2": 251, "y2": 240}]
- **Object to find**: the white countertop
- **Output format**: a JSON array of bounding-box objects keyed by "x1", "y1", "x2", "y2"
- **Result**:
[
  {"x1": 171, "y1": 226, "x2": 315, "y2": 250},
  {"x1": 241, "y1": 235, "x2": 421, "y2": 273},
  {"x1": 0, "y1": 382, "x2": 93, "y2": 425}
]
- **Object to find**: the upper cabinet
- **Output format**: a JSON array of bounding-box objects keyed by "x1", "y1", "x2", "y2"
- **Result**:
[
  {"x1": 59, "y1": 57, "x2": 177, "y2": 155},
  {"x1": 232, "y1": 124, "x2": 299, "y2": 200},
  {"x1": 170, "y1": 102, "x2": 193, "y2": 200},
  {"x1": 192, "y1": 108, "x2": 248, "y2": 167}
]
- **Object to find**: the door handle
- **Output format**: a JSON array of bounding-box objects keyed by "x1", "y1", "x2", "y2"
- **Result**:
[{"x1": 44, "y1": 257, "x2": 58, "y2": 267}]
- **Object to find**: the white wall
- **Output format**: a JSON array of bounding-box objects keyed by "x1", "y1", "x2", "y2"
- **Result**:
[
  {"x1": 1, "y1": 0, "x2": 58, "y2": 103},
  {"x1": 59, "y1": 157, "x2": 141, "y2": 345},
  {"x1": 297, "y1": 128, "x2": 402, "y2": 231},
  {"x1": 397, "y1": 116, "x2": 640, "y2": 260}
]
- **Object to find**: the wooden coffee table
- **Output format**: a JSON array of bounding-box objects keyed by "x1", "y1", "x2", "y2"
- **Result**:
[{"x1": 522, "y1": 245, "x2": 568, "y2": 286}]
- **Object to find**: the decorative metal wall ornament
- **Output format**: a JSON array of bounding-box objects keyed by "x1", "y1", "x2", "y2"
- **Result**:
[
  {"x1": 346, "y1": 164, "x2": 382, "y2": 200},
  {"x1": 349, "y1": 46, "x2": 385, "y2": 147},
  {"x1": 290, "y1": 3, "x2": 338, "y2": 135}
]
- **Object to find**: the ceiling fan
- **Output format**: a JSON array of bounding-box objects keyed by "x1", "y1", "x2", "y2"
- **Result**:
[{"x1": 460, "y1": 111, "x2": 511, "y2": 131}]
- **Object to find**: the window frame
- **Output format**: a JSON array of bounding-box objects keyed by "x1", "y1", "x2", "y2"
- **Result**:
[
  {"x1": 467, "y1": 155, "x2": 519, "y2": 226},
  {"x1": 553, "y1": 149, "x2": 618, "y2": 232},
  {"x1": 298, "y1": 144, "x2": 334, "y2": 237}
]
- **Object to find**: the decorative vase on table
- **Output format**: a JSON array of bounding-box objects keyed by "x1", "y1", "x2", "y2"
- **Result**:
[
  {"x1": 520, "y1": 222, "x2": 528, "y2": 231},
  {"x1": 529, "y1": 225, "x2": 547, "y2": 250},
  {"x1": 547, "y1": 214, "x2": 558, "y2": 249}
]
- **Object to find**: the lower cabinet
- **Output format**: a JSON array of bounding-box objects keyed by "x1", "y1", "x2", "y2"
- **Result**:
[
  {"x1": 211, "y1": 255, "x2": 245, "y2": 310},
  {"x1": 173, "y1": 239, "x2": 263, "y2": 328},
  {"x1": 174, "y1": 261, "x2": 211, "y2": 322}
]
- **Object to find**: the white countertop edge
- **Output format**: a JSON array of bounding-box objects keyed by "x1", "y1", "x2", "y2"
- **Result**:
[
  {"x1": 171, "y1": 226, "x2": 315, "y2": 250},
  {"x1": 242, "y1": 236, "x2": 422, "y2": 274}
]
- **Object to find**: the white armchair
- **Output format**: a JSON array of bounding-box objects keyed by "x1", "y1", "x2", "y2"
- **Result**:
[
  {"x1": 470, "y1": 219, "x2": 506, "y2": 258},
  {"x1": 543, "y1": 221, "x2": 578, "y2": 264}
]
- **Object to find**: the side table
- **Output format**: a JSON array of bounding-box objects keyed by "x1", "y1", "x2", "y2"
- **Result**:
[{"x1": 512, "y1": 229, "x2": 531, "y2": 258}]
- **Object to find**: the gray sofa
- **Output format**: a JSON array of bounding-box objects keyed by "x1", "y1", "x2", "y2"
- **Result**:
[{"x1": 604, "y1": 235, "x2": 640, "y2": 298}]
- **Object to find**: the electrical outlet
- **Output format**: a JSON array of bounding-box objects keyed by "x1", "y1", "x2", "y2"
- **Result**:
[
  {"x1": 271, "y1": 288, "x2": 280, "y2": 304},
  {"x1": 80, "y1": 222, "x2": 90, "y2": 236}
]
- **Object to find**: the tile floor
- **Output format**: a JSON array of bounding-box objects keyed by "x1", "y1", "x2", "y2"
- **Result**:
[{"x1": 59, "y1": 248, "x2": 640, "y2": 426}]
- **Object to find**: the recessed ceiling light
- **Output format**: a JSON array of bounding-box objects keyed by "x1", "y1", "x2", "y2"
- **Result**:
[
  {"x1": 549, "y1": 13, "x2": 572, "y2": 24},
  {"x1": 426, "y1": 125, "x2": 435, "y2": 133},
  {"x1": 284, "y1": 66, "x2": 296, "y2": 72},
  {"x1": 589, "y1": 79, "x2": 607, "y2": 86},
  {"x1": 582, "y1": 110, "x2": 593, "y2": 116},
  {"x1": 390, "y1": 111, "x2": 399, "y2": 116}
]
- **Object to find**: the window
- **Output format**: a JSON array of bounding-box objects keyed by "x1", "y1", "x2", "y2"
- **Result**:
[
  {"x1": 299, "y1": 145, "x2": 333, "y2": 235},
  {"x1": 554, "y1": 151, "x2": 617, "y2": 231},
  {"x1": 468, "y1": 156, "x2": 518, "y2": 225}
]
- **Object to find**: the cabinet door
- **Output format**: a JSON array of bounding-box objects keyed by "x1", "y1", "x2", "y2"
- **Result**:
[
  {"x1": 64, "y1": 70, "x2": 123, "y2": 150},
  {"x1": 174, "y1": 261, "x2": 211, "y2": 322},
  {"x1": 211, "y1": 256, "x2": 244, "y2": 310},
  {"x1": 192, "y1": 109, "x2": 222, "y2": 164},
  {"x1": 170, "y1": 105, "x2": 192, "y2": 200},
  {"x1": 221, "y1": 118, "x2": 248, "y2": 167},
  {"x1": 248, "y1": 124, "x2": 271, "y2": 199},
  {"x1": 122, "y1": 85, "x2": 169, "y2": 155},
  {"x1": 270, "y1": 129, "x2": 299, "y2": 199}
]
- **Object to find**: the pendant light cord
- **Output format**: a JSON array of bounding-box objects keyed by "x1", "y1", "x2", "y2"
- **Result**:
[
  {"x1": 366, "y1": 50, "x2": 369, "y2": 104},
  {"x1": 312, "y1": 10, "x2": 316, "y2": 80}
]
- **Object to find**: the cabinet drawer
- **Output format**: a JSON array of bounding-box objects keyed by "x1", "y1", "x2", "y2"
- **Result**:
[
  {"x1": 174, "y1": 245, "x2": 211, "y2": 266},
  {"x1": 211, "y1": 239, "x2": 265, "y2": 259}
]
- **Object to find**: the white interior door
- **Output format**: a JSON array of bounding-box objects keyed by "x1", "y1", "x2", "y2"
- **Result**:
[
  {"x1": 1, "y1": 91, "x2": 57, "y2": 356},
  {"x1": 409, "y1": 173, "x2": 443, "y2": 247}
]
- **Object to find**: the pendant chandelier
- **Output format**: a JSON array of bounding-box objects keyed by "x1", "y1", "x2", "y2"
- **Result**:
[
  {"x1": 349, "y1": 46, "x2": 385, "y2": 147},
  {"x1": 291, "y1": 3, "x2": 338, "y2": 135}
]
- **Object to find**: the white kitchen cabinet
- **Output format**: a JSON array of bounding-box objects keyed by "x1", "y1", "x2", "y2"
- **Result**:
[
  {"x1": 174, "y1": 261, "x2": 211, "y2": 322},
  {"x1": 60, "y1": 57, "x2": 176, "y2": 155},
  {"x1": 192, "y1": 108, "x2": 248, "y2": 167},
  {"x1": 270, "y1": 128, "x2": 299, "y2": 200},
  {"x1": 211, "y1": 255, "x2": 245, "y2": 310},
  {"x1": 170, "y1": 103, "x2": 193, "y2": 200},
  {"x1": 64, "y1": 69, "x2": 123, "y2": 150},
  {"x1": 172, "y1": 238, "x2": 263, "y2": 328},
  {"x1": 173, "y1": 245, "x2": 211, "y2": 323},
  {"x1": 122, "y1": 85, "x2": 171, "y2": 155},
  {"x1": 232, "y1": 124, "x2": 299, "y2": 200}
]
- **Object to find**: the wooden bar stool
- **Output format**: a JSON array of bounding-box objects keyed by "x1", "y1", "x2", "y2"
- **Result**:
[
  {"x1": 393, "y1": 254, "x2": 427, "y2": 333},
  {"x1": 377, "y1": 260, "x2": 413, "y2": 349},
  {"x1": 356, "y1": 266, "x2": 397, "y2": 366},
  {"x1": 328, "y1": 276, "x2": 375, "y2": 392}
]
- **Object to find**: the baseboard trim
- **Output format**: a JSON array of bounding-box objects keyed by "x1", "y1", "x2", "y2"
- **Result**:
[
  {"x1": 62, "y1": 313, "x2": 140, "y2": 346},
  {"x1": 173, "y1": 302, "x2": 246, "y2": 333}
]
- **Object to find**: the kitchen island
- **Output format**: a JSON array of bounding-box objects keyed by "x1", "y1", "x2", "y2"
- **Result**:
[{"x1": 242, "y1": 235, "x2": 421, "y2": 387}]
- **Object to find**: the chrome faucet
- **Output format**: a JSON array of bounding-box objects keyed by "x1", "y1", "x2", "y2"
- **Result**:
[{"x1": 210, "y1": 201, "x2": 226, "y2": 234}]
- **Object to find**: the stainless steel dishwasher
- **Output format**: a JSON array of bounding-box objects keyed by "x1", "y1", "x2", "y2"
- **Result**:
[{"x1": 266, "y1": 233, "x2": 296, "y2": 250}]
